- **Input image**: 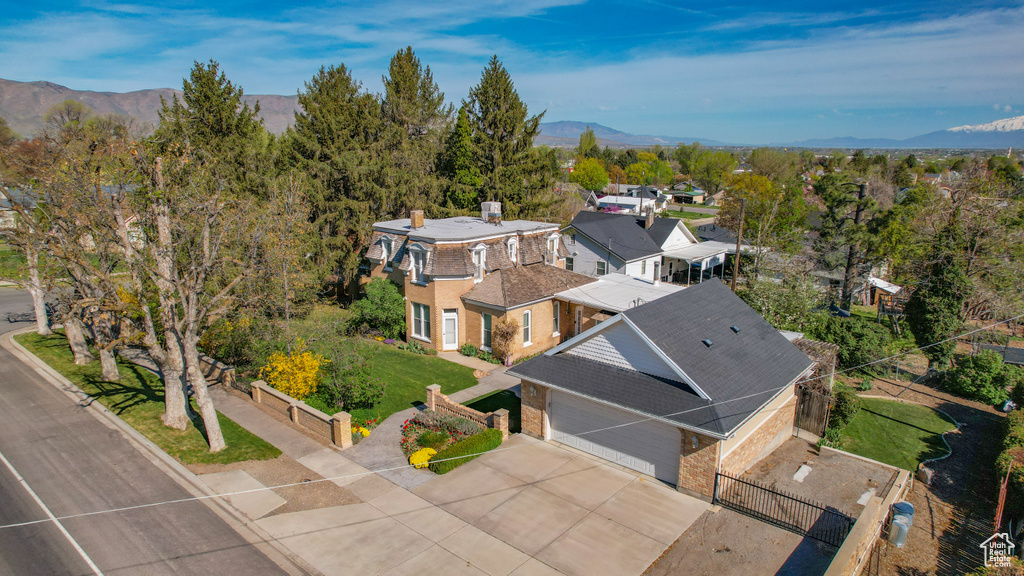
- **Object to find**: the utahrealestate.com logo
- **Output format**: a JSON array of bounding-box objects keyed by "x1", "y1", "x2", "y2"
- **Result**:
[{"x1": 981, "y1": 533, "x2": 1016, "y2": 568}]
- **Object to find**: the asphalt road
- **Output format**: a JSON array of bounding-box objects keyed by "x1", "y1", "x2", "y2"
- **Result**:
[{"x1": 0, "y1": 287, "x2": 292, "y2": 575}]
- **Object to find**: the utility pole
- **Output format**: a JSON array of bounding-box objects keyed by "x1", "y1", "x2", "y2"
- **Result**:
[
  {"x1": 841, "y1": 183, "x2": 867, "y2": 310},
  {"x1": 731, "y1": 198, "x2": 745, "y2": 292}
]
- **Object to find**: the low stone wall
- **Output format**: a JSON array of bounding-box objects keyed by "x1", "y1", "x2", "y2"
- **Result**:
[
  {"x1": 198, "y1": 353, "x2": 238, "y2": 390},
  {"x1": 249, "y1": 380, "x2": 352, "y2": 449},
  {"x1": 426, "y1": 384, "x2": 510, "y2": 439},
  {"x1": 824, "y1": 467, "x2": 913, "y2": 576}
]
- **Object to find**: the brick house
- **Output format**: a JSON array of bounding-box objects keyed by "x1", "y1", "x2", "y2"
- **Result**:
[
  {"x1": 508, "y1": 280, "x2": 820, "y2": 501},
  {"x1": 364, "y1": 203, "x2": 597, "y2": 359}
]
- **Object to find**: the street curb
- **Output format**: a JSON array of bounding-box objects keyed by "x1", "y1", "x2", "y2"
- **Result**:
[{"x1": 2, "y1": 328, "x2": 321, "y2": 576}]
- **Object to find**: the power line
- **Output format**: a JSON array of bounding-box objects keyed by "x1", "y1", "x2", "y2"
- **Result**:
[{"x1": 1, "y1": 311, "x2": 1022, "y2": 531}]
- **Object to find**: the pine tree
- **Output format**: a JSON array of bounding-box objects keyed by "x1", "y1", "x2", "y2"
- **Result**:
[
  {"x1": 380, "y1": 47, "x2": 453, "y2": 216},
  {"x1": 465, "y1": 56, "x2": 551, "y2": 218},
  {"x1": 438, "y1": 106, "x2": 482, "y2": 210},
  {"x1": 905, "y1": 214, "x2": 972, "y2": 369},
  {"x1": 287, "y1": 63, "x2": 385, "y2": 286}
]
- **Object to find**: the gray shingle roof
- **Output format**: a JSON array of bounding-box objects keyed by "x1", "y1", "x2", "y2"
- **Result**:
[
  {"x1": 567, "y1": 211, "x2": 662, "y2": 262},
  {"x1": 509, "y1": 279, "x2": 814, "y2": 437},
  {"x1": 641, "y1": 217, "x2": 683, "y2": 248}
]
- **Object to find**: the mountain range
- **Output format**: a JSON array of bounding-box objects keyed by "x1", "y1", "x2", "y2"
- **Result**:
[{"x1": 1, "y1": 78, "x2": 1022, "y2": 149}]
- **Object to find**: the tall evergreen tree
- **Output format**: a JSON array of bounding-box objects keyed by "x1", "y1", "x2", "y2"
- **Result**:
[
  {"x1": 154, "y1": 59, "x2": 270, "y2": 199},
  {"x1": 576, "y1": 126, "x2": 598, "y2": 158},
  {"x1": 438, "y1": 106, "x2": 482, "y2": 210},
  {"x1": 905, "y1": 214, "x2": 971, "y2": 369},
  {"x1": 380, "y1": 47, "x2": 453, "y2": 215},
  {"x1": 465, "y1": 56, "x2": 551, "y2": 218},
  {"x1": 287, "y1": 64, "x2": 385, "y2": 286},
  {"x1": 812, "y1": 174, "x2": 878, "y2": 308}
]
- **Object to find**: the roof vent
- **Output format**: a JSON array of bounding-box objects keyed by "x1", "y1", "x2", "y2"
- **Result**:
[
  {"x1": 702, "y1": 339, "x2": 713, "y2": 348},
  {"x1": 730, "y1": 326, "x2": 740, "y2": 333}
]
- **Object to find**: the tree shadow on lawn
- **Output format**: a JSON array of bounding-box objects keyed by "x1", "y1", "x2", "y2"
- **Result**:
[{"x1": 81, "y1": 365, "x2": 164, "y2": 415}]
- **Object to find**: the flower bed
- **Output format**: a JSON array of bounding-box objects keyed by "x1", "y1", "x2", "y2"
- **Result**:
[{"x1": 401, "y1": 409, "x2": 483, "y2": 458}]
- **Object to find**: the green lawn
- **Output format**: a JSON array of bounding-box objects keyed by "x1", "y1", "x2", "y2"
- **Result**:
[
  {"x1": 347, "y1": 340, "x2": 479, "y2": 424},
  {"x1": 466, "y1": 389, "x2": 522, "y2": 434},
  {"x1": 849, "y1": 305, "x2": 877, "y2": 322},
  {"x1": 661, "y1": 209, "x2": 712, "y2": 220},
  {"x1": 840, "y1": 397, "x2": 956, "y2": 470},
  {"x1": 16, "y1": 332, "x2": 280, "y2": 465}
]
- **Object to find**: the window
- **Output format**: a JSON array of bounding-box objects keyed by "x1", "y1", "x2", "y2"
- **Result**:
[
  {"x1": 411, "y1": 250, "x2": 426, "y2": 283},
  {"x1": 597, "y1": 261, "x2": 607, "y2": 276},
  {"x1": 472, "y1": 247, "x2": 486, "y2": 281},
  {"x1": 523, "y1": 310, "x2": 532, "y2": 345},
  {"x1": 547, "y1": 235, "x2": 559, "y2": 253},
  {"x1": 482, "y1": 313, "x2": 492, "y2": 349},
  {"x1": 412, "y1": 303, "x2": 430, "y2": 340},
  {"x1": 507, "y1": 238, "x2": 518, "y2": 263},
  {"x1": 569, "y1": 232, "x2": 576, "y2": 245},
  {"x1": 382, "y1": 237, "x2": 393, "y2": 270},
  {"x1": 641, "y1": 260, "x2": 647, "y2": 275},
  {"x1": 565, "y1": 257, "x2": 574, "y2": 271},
  {"x1": 552, "y1": 302, "x2": 560, "y2": 335}
]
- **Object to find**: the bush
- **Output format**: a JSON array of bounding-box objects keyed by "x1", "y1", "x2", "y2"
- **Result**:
[
  {"x1": 349, "y1": 278, "x2": 406, "y2": 339},
  {"x1": 459, "y1": 342, "x2": 479, "y2": 357},
  {"x1": 410, "y1": 448, "x2": 436, "y2": 469},
  {"x1": 258, "y1": 340, "x2": 327, "y2": 400},
  {"x1": 313, "y1": 341, "x2": 386, "y2": 410},
  {"x1": 476, "y1": 349, "x2": 502, "y2": 364},
  {"x1": 943, "y1": 350, "x2": 1019, "y2": 405},
  {"x1": 829, "y1": 384, "x2": 862, "y2": 429},
  {"x1": 859, "y1": 377, "x2": 873, "y2": 391},
  {"x1": 417, "y1": 430, "x2": 450, "y2": 450},
  {"x1": 809, "y1": 316, "x2": 892, "y2": 374},
  {"x1": 428, "y1": 428, "x2": 504, "y2": 474}
]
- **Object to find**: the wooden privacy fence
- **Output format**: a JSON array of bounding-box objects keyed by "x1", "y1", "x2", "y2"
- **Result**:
[
  {"x1": 426, "y1": 384, "x2": 510, "y2": 439},
  {"x1": 795, "y1": 385, "x2": 831, "y2": 437},
  {"x1": 714, "y1": 470, "x2": 856, "y2": 548}
]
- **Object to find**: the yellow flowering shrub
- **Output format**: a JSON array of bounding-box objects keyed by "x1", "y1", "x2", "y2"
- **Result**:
[
  {"x1": 258, "y1": 340, "x2": 327, "y2": 400},
  {"x1": 409, "y1": 448, "x2": 436, "y2": 469},
  {"x1": 352, "y1": 426, "x2": 371, "y2": 437}
]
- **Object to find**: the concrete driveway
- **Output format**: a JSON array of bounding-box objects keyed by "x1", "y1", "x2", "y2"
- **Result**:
[{"x1": 253, "y1": 434, "x2": 708, "y2": 576}]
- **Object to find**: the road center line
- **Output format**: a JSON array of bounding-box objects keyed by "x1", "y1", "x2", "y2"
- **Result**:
[{"x1": 0, "y1": 449, "x2": 104, "y2": 576}]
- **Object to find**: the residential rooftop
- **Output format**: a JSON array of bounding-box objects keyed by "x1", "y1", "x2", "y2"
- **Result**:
[
  {"x1": 555, "y1": 274, "x2": 684, "y2": 313},
  {"x1": 373, "y1": 216, "x2": 557, "y2": 242}
]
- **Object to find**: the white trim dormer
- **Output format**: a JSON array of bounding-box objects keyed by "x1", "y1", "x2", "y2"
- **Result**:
[
  {"x1": 408, "y1": 242, "x2": 428, "y2": 284},
  {"x1": 507, "y1": 237, "x2": 519, "y2": 264},
  {"x1": 470, "y1": 243, "x2": 487, "y2": 283},
  {"x1": 381, "y1": 234, "x2": 394, "y2": 271}
]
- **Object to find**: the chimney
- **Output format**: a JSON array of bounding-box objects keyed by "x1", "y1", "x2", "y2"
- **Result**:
[
  {"x1": 644, "y1": 210, "x2": 655, "y2": 229},
  {"x1": 481, "y1": 201, "x2": 502, "y2": 224},
  {"x1": 410, "y1": 210, "x2": 424, "y2": 229}
]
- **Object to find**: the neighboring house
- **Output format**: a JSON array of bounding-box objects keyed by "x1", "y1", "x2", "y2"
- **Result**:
[
  {"x1": 671, "y1": 182, "x2": 706, "y2": 204},
  {"x1": 555, "y1": 273, "x2": 685, "y2": 335},
  {"x1": 561, "y1": 211, "x2": 664, "y2": 281},
  {"x1": 588, "y1": 185, "x2": 670, "y2": 214},
  {"x1": 365, "y1": 202, "x2": 596, "y2": 360},
  {"x1": 648, "y1": 217, "x2": 736, "y2": 285},
  {"x1": 508, "y1": 280, "x2": 817, "y2": 500}
]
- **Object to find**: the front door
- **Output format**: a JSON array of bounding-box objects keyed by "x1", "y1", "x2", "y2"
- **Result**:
[
  {"x1": 574, "y1": 306, "x2": 583, "y2": 336},
  {"x1": 442, "y1": 309, "x2": 458, "y2": 350}
]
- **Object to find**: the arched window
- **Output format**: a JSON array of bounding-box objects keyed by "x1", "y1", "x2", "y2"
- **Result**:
[{"x1": 507, "y1": 238, "x2": 518, "y2": 263}]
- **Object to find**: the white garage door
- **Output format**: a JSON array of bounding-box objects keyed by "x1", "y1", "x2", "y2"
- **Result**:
[{"x1": 550, "y1": 391, "x2": 681, "y2": 484}]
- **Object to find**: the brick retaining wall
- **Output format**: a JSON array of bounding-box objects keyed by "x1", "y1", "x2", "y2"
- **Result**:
[
  {"x1": 249, "y1": 380, "x2": 352, "y2": 449},
  {"x1": 426, "y1": 385, "x2": 509, "y2": 439}
]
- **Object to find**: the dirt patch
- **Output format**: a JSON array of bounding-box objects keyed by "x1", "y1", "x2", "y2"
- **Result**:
[
  {"x1": 189, "y1": 454, "x2": 360, "y2": 516},
  {"x1": 860, "y1": 376, "x2": 1006, "y2": 575},
  {"x1": 644, "y1": 507, "x2": 837, "y2": 576}
]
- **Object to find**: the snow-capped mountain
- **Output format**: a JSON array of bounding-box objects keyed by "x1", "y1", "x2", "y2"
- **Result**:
[{"x1": 948, "y1": 115, "x2": 1024, "y2": 133}]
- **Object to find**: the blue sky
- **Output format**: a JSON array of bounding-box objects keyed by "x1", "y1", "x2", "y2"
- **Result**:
[{"x1": 2, "y1": 0, "x2": 1023, "y2": 143}]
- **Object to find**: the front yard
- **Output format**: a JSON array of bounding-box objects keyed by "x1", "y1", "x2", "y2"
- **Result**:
[
  {"x1": 16, "y1": 331, "x2": 280, "y2": 465},
  {"x1": 342, "y1": 340, "x2": 478, "y2": 424},
  {"x1": 841, "y1": 397, "x2": 957, "y2": 470}
]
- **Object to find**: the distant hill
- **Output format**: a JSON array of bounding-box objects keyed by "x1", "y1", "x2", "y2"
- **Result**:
[
  {"x1": 537, "y1": 121, "x2": 725, "y2": 148},
  {"x1": 0, "y1": 78, "x2": 300, "y2": 137},
  {"x1": 787, "y1": 116, "x2": 1024, "y2": 149}
]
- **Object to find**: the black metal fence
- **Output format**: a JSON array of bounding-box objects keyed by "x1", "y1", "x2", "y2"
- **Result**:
[{"x1": 714, "y1": 471, "x2": 856, "y2": 548}]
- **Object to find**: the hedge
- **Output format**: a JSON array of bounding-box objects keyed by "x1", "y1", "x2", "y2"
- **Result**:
[{"x1": 428, "y1": 428, "x2": 503, "y2": 475}]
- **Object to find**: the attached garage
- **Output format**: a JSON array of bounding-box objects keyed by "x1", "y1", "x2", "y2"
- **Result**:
[{"x1": 549, "y1": 391, "x2": 681, "y2": 484}]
